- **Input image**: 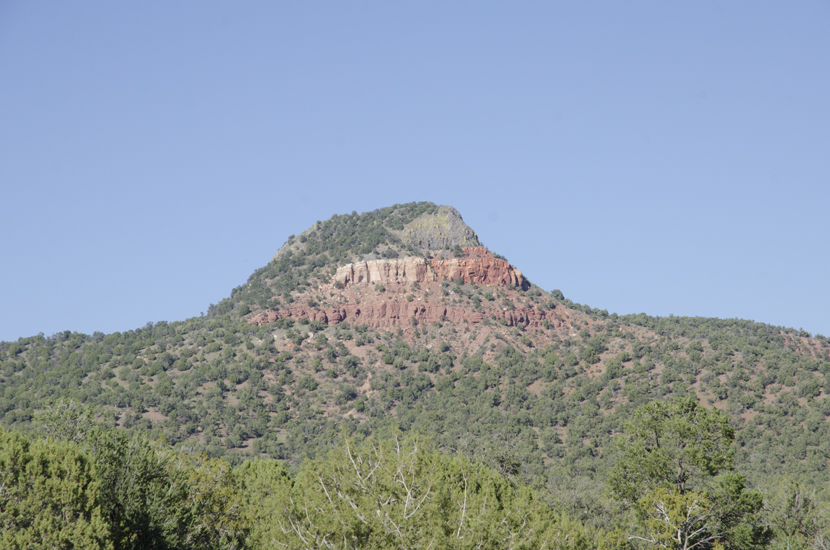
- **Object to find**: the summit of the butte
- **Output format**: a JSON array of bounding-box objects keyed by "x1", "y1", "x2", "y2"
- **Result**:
[{"x1": 272, "y1": 203, "x2": 480, "y2": 263}]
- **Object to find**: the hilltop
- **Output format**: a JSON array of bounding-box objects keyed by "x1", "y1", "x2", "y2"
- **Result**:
[{"x1": 2, "y1": 201, "x2": 829, "y2": 506}]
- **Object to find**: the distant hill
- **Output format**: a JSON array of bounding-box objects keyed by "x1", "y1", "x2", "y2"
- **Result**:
[{"x1": 2, "y1": 201, "x2": 829, "y2": 503}]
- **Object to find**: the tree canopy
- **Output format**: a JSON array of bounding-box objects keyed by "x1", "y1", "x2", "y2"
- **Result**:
[
  {"x1": 607, "y1": 396, "x2": 735, "y2": 503},
  {"x1": 608, "y1": 398, "x2": 770, "y2": 550}
]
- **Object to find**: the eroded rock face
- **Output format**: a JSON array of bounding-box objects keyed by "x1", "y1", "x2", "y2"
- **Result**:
[{"x1": 333, "y1": 248, "x2": 528, "y2": 290}]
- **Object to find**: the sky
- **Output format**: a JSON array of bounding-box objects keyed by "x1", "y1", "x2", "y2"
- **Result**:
[{"x1": 1, "y1": 2, "x2": 828, "y2": 342}]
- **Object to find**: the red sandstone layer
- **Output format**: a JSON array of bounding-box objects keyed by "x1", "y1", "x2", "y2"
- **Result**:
[{"x1": 250, "y1": 301, "x2": 554, "y2": 329}]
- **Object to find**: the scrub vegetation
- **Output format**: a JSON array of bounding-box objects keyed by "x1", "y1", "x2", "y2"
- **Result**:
[{"x1": 2, "y1": 202, "x2": 830, "y2": 549}]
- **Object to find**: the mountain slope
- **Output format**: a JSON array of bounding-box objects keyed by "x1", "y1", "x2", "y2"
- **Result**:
[{"x1": 2, "y1": 202, "x2": 829, "y2": 500}]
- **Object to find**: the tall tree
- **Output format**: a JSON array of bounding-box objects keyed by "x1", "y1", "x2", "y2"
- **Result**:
[{"x1": 607, "y1": 397, "x2": 770, "y2": 550}]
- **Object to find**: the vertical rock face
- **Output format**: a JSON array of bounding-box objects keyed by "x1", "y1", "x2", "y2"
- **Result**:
[
  {"x1": 333, "y1": 248, "x2": 528, "y2": 289},
  {"x1": 335, "y1": 258, "x2": 430, "y2": 286},
  {"x1": 429, "y1": 250, "x2": 526, "y2": 288}
]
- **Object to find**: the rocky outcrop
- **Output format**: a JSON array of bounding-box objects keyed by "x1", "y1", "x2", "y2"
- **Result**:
[
  {"x1": 250, "y1": 301, "x2": 554, "y2": 329},
  {"x1": 333, "y1": 248, "x2": 528, "y2": 290}
]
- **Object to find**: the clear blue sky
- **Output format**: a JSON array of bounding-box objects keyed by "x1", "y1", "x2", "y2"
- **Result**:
[{"x1": 1, "y1": 2, "x2": 828, "y2": 342}]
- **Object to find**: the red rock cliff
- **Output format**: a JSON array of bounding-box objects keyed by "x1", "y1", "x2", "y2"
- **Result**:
[{"x1": 251, "y1": 301, "x2": 554, "y2": 329}]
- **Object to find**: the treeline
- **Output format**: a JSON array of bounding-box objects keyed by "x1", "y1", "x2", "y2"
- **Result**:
[{"x1": 4, "y1": 398, "x2": 829, "y2": 549}]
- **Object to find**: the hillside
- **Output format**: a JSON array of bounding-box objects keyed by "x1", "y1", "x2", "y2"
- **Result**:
[{"x1": 2, "y1": 201, "x2": 829, "y2": 506}]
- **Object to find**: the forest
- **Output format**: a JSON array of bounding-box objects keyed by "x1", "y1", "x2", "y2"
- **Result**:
[{"x1": 2, "y1": 202, "x2": 829, "y2": 549}]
